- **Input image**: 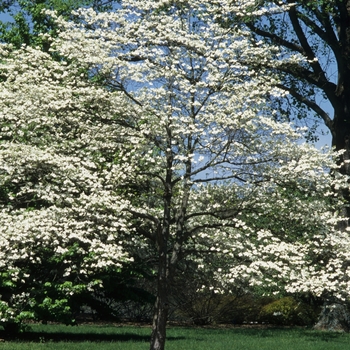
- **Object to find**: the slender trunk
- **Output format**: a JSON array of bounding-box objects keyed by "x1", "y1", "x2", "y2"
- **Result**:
[
  {"x1": 150, "y1": 141, "x2": 173, "y2": 350},
  {"x1": 150, "y1": 249, "x2": 169, "y2": 350},
  {"x1": 149, "y1": 118, "x2": 191, "y2": 349}
]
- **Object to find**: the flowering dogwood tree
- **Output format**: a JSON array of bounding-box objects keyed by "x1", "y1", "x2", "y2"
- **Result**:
[
  {"x1": 0, "y1": 44, "x2": 134, "y2": 330},
  {"x1": 0, "y1": 0, "x2": 348, "y2": 347}
]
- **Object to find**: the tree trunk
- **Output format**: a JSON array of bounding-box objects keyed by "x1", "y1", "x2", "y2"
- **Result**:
[
  {"x1": 150, "y1": 288, "x2": 168, "y2": 350},
  {"x1": 314, "y1": 302, "x2": 350, "y2": 332},
  {"x1": 150, "y1": 250, "x2": 169, "y2": 350}
]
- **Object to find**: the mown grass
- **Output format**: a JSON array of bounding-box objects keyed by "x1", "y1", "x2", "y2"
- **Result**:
[{"x1": 0, "y1": 323, "x2": 349, "y2": 350}]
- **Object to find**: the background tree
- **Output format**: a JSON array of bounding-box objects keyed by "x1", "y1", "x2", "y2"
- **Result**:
[
  {"x1": 0, "y1": 43, "x2": 137, "y2": 332},
  {"x1": 0, "y1": 0, "x2": 115, "y2": 49},
  {"x1": 226, "y1": 0, "x2": 350, "y2": 330},
  {"x1": 0, "y1": 1, "x2": 158, "y2": 331},
  {"x1": 228, "y1": 0, "x2": 350, "y2": 210}
]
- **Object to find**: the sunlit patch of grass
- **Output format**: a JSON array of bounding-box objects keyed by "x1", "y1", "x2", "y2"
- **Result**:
[{"x1": 0, "y1": 324, "x2": 349, "y2": 350}]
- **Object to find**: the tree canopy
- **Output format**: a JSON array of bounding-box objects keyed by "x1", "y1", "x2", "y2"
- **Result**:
[
  {"x1": 234, "y1": 0, "x2": 350, "y2": 178},
  {"x1": 0, "y1": 0, "x2": 115, "y2": 49}
]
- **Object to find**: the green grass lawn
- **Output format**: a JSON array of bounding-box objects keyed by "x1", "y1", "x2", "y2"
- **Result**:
[{"x1": 0, "y1": 324, "x2": 349, "y2": 350}]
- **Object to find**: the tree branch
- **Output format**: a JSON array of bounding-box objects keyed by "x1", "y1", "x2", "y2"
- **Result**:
[{"x1": 276, "y1": 83, "x2": 334, "y2": 131}]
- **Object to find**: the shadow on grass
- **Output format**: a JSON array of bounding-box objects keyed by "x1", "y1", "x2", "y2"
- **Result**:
[
  {"x1": 1, "y1": 325, "x2": 347, "y2": 344},
  {"x1": 0, "y1": 330, "x2": 185, "y2": 343},
  {"x1": 303, "y1": 330, "x2": 348, "y2": 342}
]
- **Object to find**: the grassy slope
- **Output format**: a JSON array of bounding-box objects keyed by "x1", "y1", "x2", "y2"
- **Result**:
[{"x1": 0, "y1": 324, "x2": 348, "y2": 350}]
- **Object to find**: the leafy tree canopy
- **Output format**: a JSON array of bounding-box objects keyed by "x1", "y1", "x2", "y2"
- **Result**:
[
  {"x1": 0, "y1": 0, "x2": 116, "y2": 49},
  {"x1": 226, "y1": 1, "x2": 350, "y2": 154}
]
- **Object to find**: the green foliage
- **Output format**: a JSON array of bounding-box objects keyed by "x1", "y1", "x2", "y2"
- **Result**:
[
  {"x1": 36, "y1": 296, "x2": 72, "y2": 325},
  {"x1": 0, "y1": 266, "x2": 149, "y2": 331},
  {"x1": 173, "y1": 292, "x2": 230, "y2": 325},
  {"x1": 0, "y1": 0, "x2": 115, "y2": 49},
  {"x1": 0, "y1": 239, "x2": 150, "y2": 331},
  {"x1": 259, "y1": 296, "x2": 319, "y2": 326},
  {"x1": 0, "y1": 300, "x2": 34, "y2": 335},
  {"x1": 172, "y1": 276, "x2": 319, "y2": 327},
  {"x1": 173, "y1": 288, "x2": 280, "y2": 326}
]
